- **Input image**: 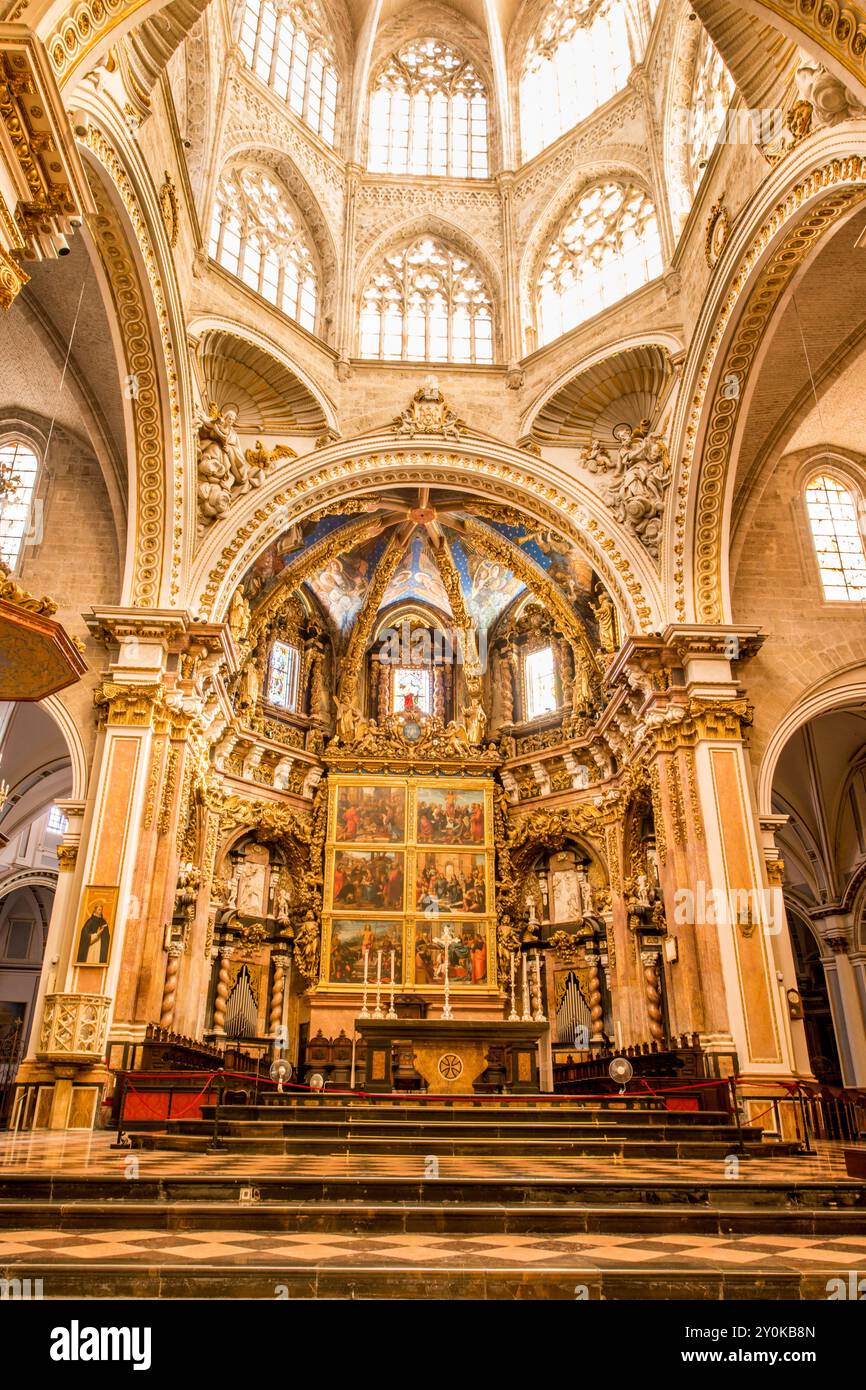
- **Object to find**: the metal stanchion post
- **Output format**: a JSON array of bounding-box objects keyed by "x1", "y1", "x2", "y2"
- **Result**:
[
  {"x1": 110, "y1": 1073, "x2": 131, "y2": 1149},
  {"x1": 206, "y1": 1073, "x2": 226, "y2": 1152},
  {"x1": 796, "y1": 1084, "x2": 814, "y2": 1155},
  {"x1": 728, "y1": 1077, "x2": 749, "y2": 1159}
]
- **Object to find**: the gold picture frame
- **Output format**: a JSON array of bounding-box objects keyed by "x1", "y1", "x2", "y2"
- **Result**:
[{"x1": 321, "y1": 775, "x2": 497, "y2": 991}]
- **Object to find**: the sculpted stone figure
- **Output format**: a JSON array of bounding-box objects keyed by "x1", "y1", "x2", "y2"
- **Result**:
[
  {"x1": 195, "y1": 404, "x2": 295, "y2": 523},
  {"x1": 579, "y1": 421, "x2": 672, "y2": 560},
  {"x1": 228, "y1": 587, "x2": 251, "y2": 646},
  {"x1": 463, "y1": 667, "x2": 488, "y2": 745}
]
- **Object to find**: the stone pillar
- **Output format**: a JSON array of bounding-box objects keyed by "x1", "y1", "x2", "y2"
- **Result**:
[
  {"x1": 817, "y1": 925, "x2": 866, "y2": 1087},
  {"x1": 759, "y1": 815, "x2": 815, "y2": 1081}
]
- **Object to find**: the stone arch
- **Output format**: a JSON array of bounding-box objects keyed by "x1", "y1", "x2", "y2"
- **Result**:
[
  {"x1": 188, "y1": 435, "x2": 665, "y2": 637},
  {"x1": 756, "y1": 675, "x2": 866, "y2": 816},
  {"x1": 665, "y1": 126, "x2": 866, "y2": 626}
]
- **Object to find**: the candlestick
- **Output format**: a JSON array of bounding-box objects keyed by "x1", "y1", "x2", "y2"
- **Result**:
[
  {"x1": 359, "y1": 946, "x2": 370, "y2": 1020},
  {"x1": 521, "y1": 953, "x2": 531, "y2": 1022},
  {"x1": 386, "y1": 948, "x2": 397, "y2": 1019},
  {"x1": 440, "y1": 924, "x2": 453, "y2": 1021},
  {"x1": 532, "y1": 949, "x2": 546, "y2": 1022},
  {"x1": 508, "y1": 950, "x2": 518, "y2": 1021},
  {"x1": 373, "y1": 948, "x2": 384, "y2": 1019}
]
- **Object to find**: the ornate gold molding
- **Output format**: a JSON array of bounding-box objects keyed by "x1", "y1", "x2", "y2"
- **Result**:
[
  {"x1": 84, "y1": 127, "x2": 184, "y2": 604},
  {"x1": 0, "y1": 27, "x2": 95, "y2": 307},
  {"x1": 198, "y1": 452, "x2": 655, "y2": 634},
  {"x1": 93, "y1": 679, "x2": 164, "y2": 728},
  {"x1": 55, "y1": 844, "x2": 77, "y2": 871}
]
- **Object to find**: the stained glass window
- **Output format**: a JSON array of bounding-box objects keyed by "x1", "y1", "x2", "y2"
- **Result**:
[
  {"x1": 368, "y1": 38, "x2": 489, "y2": 177},
  {"x1": 525, "y1": 646, "x2": 558, "y2": 719},
  {"x1": 359, "y1": 236, "x2": 493, "y2": 362},
  {"x1": 520, "y1": 0, "x2": 632, "y2": 160},
  {"x1": 534, "y1": 182, "x2": 662, "y2": 345},
  {"x1": 267, "y1": 640, "x2": 301, "y2": 709},
  {"x1": 805, "y1": 475, "x2": 866, "y2": 601},
  {"x1": 209, "y1": 166, "x2": 318, "y2": 331},
  {"x1": 393, "y1": 667, "x2": 432, "y2": 713},
  {"x1": 0, "y1": 440, "x2": 39, "y2": 569},
  {"x1": 238, "y1": 0, "x2": 338, "y2": 145}
]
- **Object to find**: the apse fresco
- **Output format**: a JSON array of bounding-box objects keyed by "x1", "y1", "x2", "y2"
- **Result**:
[
  {"x1": 471, "y1": 517, "x2": 599, "y2": 634},
  {"x1": 306, "y1": 533, "x2": 390, "y2": 638},
  {"x1": 379, "y1": 533, "x2": 452, "y2": 613},
  {"x1": 446, "y1": 532, "x2": 525, "y2": 630},
  {"x1": 242, "y1": 513, "x2": 372, "y2": 604}
]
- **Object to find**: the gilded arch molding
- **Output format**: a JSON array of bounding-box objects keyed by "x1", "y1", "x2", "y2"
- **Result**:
[
  {"x1": 189, "y1": 440, "x2": 664, "y2": 634},
  {"x1": 671, "y1": 147, "x2": 866, "y2": 625},
  {"x1": 83, "y1": 123, "x2": 187, "y2": 606}
]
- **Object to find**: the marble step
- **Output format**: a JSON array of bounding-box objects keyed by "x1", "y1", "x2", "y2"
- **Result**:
[
  {"x1": 0, "y1": 1261, "x2": 843, "y2": 1301},
  {"x1": 131, "y1": 1132, "x2": 796, "y2": 1158},
  {"x1": 1, "y1": 1197, "x2": 864, "y2": 1236},
  {"x1": 2, "y1": 1174, "x2": 861, "y2": 1208},
  {"x1": 168, "y1": 1116, "x2": 764, "y2": 1143}
]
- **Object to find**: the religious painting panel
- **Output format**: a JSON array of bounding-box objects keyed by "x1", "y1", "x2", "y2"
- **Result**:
[
  {"x1": 411, "y1": 919, "x2": 493, "y2": 987},
  {"x1": 414, "y1": 785, "x2": 487, "y2": 845},
  {"x1": 333, "y1": 783, "x2": 406, "y2": 842},
  {"x1": 325, "y1": 918, "x2": 404, "y2": 985},
  {"x1": 74, "y1": 885, "x2": 118, "y2": 967},
  {"x1": 415, "y1": 851, "x2": 488, "y2": 913},
  {"x1": 329, "y1": 848, "x2": 405, "y2": 912}
]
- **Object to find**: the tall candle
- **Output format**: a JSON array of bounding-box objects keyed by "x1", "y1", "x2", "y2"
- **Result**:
[
  {"x1": 390, "y1": 948, "x2": 395, "y2": 985},
  {"x1": 376, "y1": 948, "x2": 382, "y2": 983},
  {"x1": 363, "y1": 948, "x2": 369, "y2": 983}
]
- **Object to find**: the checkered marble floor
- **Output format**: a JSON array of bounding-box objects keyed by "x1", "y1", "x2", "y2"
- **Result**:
[
  {"x1": 0, "y1": 1227, "x2": 865, "y2": 1272},
  {"x1": 0, "y1": 1131, "x2": 862, "y2": 1182}
]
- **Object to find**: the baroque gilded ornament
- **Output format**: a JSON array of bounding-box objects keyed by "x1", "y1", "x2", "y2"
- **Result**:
[{"x1": 392, "y1": 377, "x2": 465, "y2": 439}]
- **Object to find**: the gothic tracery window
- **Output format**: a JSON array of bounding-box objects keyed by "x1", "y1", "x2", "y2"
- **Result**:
[
  {"x1": 368, "y1": 38, "x2": 489, "y2": 178},
  {"x1": 534, "y1": 182, "x2": 662, "y2": 346},
  {"x1": 520, "y1": 0, "x2": 632, "y2": 161},
  {"x1": 688, "y1": 26, "x2": 734, "y2": 192},
  {"x1": 0, "y1": 439, "x2": 39, "y2": 569},
  {"x1": 238, "y1": 0, "x2": 338, "y2": 145},
  {"x1": 209, "y1": 166, "x2": 318, "y2": 331},
  {"x1": 524, "y1": 646, "x2": 558, "y2": 720},
  {"x1": 805, "y1": 474, "x2": 866, "y2": 601},
  {"x1": 359, "y1": 237, "x2": 494, "y2": 363}
]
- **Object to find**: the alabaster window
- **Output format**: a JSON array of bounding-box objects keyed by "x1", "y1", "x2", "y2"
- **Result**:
[
  {"x1": 368, "y1": 38, "x2": 489, "y2": 178},
  {"x1": 805, "y1": 474, "x2": 866, "y2": 601},
  {"x1": 267, "y1": 640, "x2": 301, "y2": 710},
  {"x1": 392, "y1": 667, "x2": 433, "y2": 713},
  {"x1": 687, "y1": 27, "x2": 734, "y2": 197},
  {"x1": 0, "y1": 439, "x2": 39, "y2": 569},
  {"x1": 535, "y1": 182, "x2": 662, "y2": 346},
  {"x1": 520, "y1": 0, "x2": 632, "y2": 160},
  {"x1": 209, "y1": 167, "x2": 318, "y2": 331},
  {"x1": 359, "y1": 237, "x2": 494, "y2": 363},
  {"x1": 524, "y1": 646, "x2": 558, "y2": 720},
  {"x1": 238, "y1": 0, "x2": 338, "y2": 144},
  {"x1": 47, "y1": 806, "x2": 68, "y2": 835}
]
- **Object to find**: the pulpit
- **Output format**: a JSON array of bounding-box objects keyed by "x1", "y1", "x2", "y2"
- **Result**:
[{"x1": 357, "y1": 1018, "x2": 547, "y2": 1094}]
